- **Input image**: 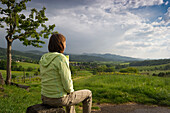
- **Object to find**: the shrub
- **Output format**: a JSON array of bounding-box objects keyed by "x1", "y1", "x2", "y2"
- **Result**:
[
  {"x1": 152, "y1": 73, "x2": 157, "y2": 76},
  {"x1": 104, "y1": 67, "x2": 115, "y2": 72},
  {"x1": 27, "y1": 67, "x2": 33, "y2": 71},
  {"x1": 11, "y1": 75, "x2": 17, "y2": 79},
  {"x1": 158, "y1": 72, "x2": 165, "y2": 77},
  {"x1": 26, "y1": 73, "x2": 29, "y2": 77},
  {"x1": 120, "y1": 67, "x2": 138, "y2": 73},
  {"x1": 34, "y1": 71, "x2": 39, "y2": 76},
  {"x1": 93, "y1": 70, "x2": 97, "y2": 75}
]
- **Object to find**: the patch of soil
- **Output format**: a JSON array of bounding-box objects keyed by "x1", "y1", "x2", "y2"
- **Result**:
[{"x1": 92, "y1": 103, "x2": 170, "y2": 113}]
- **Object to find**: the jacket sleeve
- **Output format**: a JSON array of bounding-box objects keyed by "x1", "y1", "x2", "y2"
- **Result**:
[{"x1": 59, "y1": 58, "x2": 74, "y2": 93}]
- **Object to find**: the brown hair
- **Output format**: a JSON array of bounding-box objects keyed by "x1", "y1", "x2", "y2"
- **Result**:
[{"x1": 48, "y1": 33, "x2": 66, "y2": 53}]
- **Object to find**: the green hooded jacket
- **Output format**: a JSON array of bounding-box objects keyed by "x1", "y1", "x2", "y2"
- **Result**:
[{"x1": 39, "y1": 52, "x2": 74, "y2": 98}]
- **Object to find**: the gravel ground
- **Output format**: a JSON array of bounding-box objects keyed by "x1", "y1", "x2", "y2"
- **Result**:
[{"x1": 92, "y1": 103, "x2": 170, "y2": 113}]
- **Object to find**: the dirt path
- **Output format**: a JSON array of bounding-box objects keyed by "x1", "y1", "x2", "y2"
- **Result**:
[{"x1": 92, "y1": 103, "x2": 170, "y2": 113}]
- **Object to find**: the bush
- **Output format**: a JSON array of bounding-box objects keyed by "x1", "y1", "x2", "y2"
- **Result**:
[
  {"x1": 152, "y1": 72, "x2": 170, "y2": 77},
  {"x1": 16, "y1": 65, "x2": 24, "y2": 71},
  {"x1": 93, "y1": 70, "x2": 97, "y2": 75},
  {"x1": 158, "y1": 72, "x2": 165, "y2": 77},
  {"x1": 70, "y1": 65, "x2": 77, "y2": 75},
  {"x1": 11, "y1": 75, "x2": 17, "y2": 79},
  {"x1": 27, "y1": 67, "x2": 33, "y2": 71},
  {"x1": 119, "y1": 69, "x2": 128, "y2": 73},
  {"x1": 152, "y1": 73, "x2": 157, "y2": 76},
  {"x1": 120, "y1": 67, "x2": 138, "y2": 73},
  {"x1": 34, "y1": 71, "x2": 39, "y2": 76},
  {"x1": 104, "y1": 67, "x2": 115, "y2": 72},
  {"x1": 26, "y1": 73, "x2": 29, "y2": 77}
]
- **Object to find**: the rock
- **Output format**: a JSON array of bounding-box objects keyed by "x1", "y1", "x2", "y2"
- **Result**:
[
  {"x1": 0, "y1": 72, "x2": 5, "y2": 85},
  {"x1": 26, "y1": 104, "x2": 66, "y2": 113}
]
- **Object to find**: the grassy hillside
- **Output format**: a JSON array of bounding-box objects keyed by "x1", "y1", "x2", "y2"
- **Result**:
[
  {"x1": 17, "y1": 62, "x2": 39, "y2": 70},
  {"x1": 135, "y1": 63, "x2": 170, "y2": 71},
  {"x1": 0, "y1": 62, "x2": 39, "y2": 79},
  {"x1": 0, "y1": 69, "x2": 36, "y2": 79},
  {"x1": 0, "y1": 47, "x2": 41, "y2": 62}
]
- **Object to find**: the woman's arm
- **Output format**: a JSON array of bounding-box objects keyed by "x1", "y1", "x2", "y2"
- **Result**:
[{"x1": 59, "y1": 58, "x2": 74, "y2": 93}]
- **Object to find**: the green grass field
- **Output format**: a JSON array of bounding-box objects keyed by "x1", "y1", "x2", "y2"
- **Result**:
[
  {"x1": 0, "y1": 72, "x2": 169, "y2": 113},
  {"x1": 0, "y1": 62, "x2": 39, "y2": 79},
  {"x1": 0, "y1": 70, "x2": 36, "y2": 79},
  {"x1": 74, "y1": 74, "x2": 170, "y2": 106},
  {"x1": 135, "y1": 63, "x2": 170, "y2": 71},
  {"x1": 17, "y1": 62, "x2": 39, "y2": 70}
]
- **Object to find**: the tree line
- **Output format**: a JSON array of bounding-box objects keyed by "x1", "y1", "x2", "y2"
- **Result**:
[
  {"x1": 152, "y1": 72, "x2": 170, "y2": 77},
  {"x1": 130, "y1": 59, "x2": 170, "y2": 66},
  {"x1": 69, "y1": 62, "x2": 138, "y2": 75}
]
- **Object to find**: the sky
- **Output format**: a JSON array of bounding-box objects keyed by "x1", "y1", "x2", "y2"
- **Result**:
[{"x1": 0, "y1": 0, "x2": 170, "y2": 59}]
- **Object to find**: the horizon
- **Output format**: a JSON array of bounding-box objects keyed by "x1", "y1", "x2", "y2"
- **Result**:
[
  {"x1": 1, "y1": 46, "x2": 169, "y2": 60},
  {"x1": 0, "y1": 0, "x2": 170, "y2": 59}
]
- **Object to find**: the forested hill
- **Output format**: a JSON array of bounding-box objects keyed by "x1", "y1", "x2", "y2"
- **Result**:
[
  {"x1": 25, "y1": 51, "x2": 143, "y2": 62},
  {"x1": 130, "y1": 59, "x2": 170, "y2": 66},
  {"x1": 0, "y1": 47, "x2": 142, "y2": 62},
  {"x1": 0, "y1": 47, "x2": 41, "y2": 63},
  {"x1": 83, "y1": 53, "x2": 143, "y2": 62}
]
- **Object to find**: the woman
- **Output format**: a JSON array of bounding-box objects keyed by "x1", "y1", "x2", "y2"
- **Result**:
[{"x1": 39, "y1": 33, "x2": 92, "y2": 113}]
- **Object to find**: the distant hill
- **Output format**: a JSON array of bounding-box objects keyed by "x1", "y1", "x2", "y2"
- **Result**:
[
  {"x1": 83, "y1": 53, "x2": 143, "y2": 62},
  {"x1": 25, "y1": 50, "x2": 46, "y2": 56},
  {"x1": 0, "y1": 47, "x2": 143, "y2": 62},
  {"x1": 1, "y1": 47, "x2": 170, "y2": 66}
]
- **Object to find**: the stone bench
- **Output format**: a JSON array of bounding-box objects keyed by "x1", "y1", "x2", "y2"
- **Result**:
[{"x1": 26, "y1": 104, "x2": 66, "y2": 113}]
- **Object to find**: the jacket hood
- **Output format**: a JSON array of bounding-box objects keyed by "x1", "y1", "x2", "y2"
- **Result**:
[{"x1": 39, "y1": 52, "x2": 61, "y2": 67}]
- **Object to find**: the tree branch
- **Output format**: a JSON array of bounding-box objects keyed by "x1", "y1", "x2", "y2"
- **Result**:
[
  {"x1": 12, "y1": 31, "x2": 29, "y2": 41},
  {"x1": 5, "y1": 34, "x2": 12, "y2": 43}
]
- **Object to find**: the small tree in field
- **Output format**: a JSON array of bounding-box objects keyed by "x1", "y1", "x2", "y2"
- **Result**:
[{"x1": 0, "y1": 0, "x2": 55, "y2": 85}]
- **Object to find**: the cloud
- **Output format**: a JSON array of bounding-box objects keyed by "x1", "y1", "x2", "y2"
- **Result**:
[
  {"x1": 112, "y1": 0, "x2": 163, "y2": 9},
  {"x1": 0, "y1": 0, "x2": 169, "y2": 59},
  {"x1": 165, "y1": 1, "x2": 169, "y2": 5},
  {"x1": 115, "y1": 16, "x2": 170, "y2": 58},
  {"x1": 43, "y1": 0, "x2": 168, "y2": 58},
  {"x1": 164, "y1": 7, "x2": 170, "y2": 24},
  {"x1": 44, "y1": 2, "x2": 148, "y2": 54}
]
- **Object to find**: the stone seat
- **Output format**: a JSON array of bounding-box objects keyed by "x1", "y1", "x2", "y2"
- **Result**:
[{"x1": 26, "y1": 104, "x2": 66, "y2": 113}]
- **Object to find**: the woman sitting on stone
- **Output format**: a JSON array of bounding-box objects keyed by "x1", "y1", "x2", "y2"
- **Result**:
[{"x1": 39, "y1": 33, "x2": 92, "y2": 113}]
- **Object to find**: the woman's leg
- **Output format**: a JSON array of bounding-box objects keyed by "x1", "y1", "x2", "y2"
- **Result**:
[
  {"x1": 63, "y1": 89, "x2": 92, "y2": 113},
  {"x1": 66, "y1": 106, "x2": 76, "y2": 113},
  {"x1": 41, "y1": 89, "x2": 92, "y2": 113},
  {"x1": 82, "y1": 93, "x2": 92, "y2": 113}
]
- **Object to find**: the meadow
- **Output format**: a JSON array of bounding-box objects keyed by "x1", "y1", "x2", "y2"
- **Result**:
[
  {"x1": 16, "y1": 62, "x2": 40, "y2": 70},
  {"x1": 0, "y1": 71, "x2": 170, "y2": 113},
  {"x1": 0, "y1": 69, "x2": 36, "y2": 79},
  {"x1": 0, "y1": 62, "x2": 40, "y2": 79},
  {"x1": 74, "y1": 74, "x2": 170, "y2": 105}
]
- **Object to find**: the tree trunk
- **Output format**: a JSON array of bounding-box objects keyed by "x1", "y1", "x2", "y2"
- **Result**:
[{"x1": 6, "y1": 41, "x2": 12, "y2": 85}]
